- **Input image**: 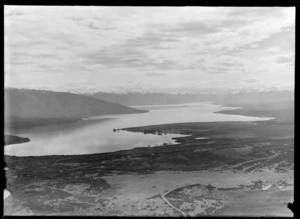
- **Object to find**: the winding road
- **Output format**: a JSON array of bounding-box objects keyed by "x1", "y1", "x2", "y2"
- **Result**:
[{"x1": 161, "y1": 190, "x2": 188, "y2": 217}]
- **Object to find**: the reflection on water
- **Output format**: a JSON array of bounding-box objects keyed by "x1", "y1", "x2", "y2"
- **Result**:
[
  {"x1": 4, "y1": 189, "x2": 11, "y2": 200},
  {"x1": 5, "y1": 102, "x2": 273, "y2": 157}
]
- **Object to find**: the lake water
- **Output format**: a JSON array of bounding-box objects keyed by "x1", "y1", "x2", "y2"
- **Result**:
[
  {"x1": 4, "y1": 189, "x2": 11, "y2": 200},
  {"x1": 195, "y1": 137, "x2": 210, "y2": 140},
  {"x1": 5, "y1": 102, "x2": 273, "y2": 157}
]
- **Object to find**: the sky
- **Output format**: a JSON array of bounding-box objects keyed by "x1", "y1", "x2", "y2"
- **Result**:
[{"x1": 4, "y1": 6, "x2": 295, "y2": 93}]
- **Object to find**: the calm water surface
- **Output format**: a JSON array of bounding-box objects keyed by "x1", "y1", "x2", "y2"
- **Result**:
[{"x1": 5, "y1": 102, "x2": 273, "y2": 156}]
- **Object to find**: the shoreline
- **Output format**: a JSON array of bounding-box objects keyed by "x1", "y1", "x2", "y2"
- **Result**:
[
  {"x1": 3, "y1": 110, "x2": 148, "y2": 148},
  {"x1": 213, "y1": 100, "x2": 294, "y2": 125},
  {"x1": 4, "y1": 100, "x2": 293, "y2": 155},
  {"x1": 4, "y1": 101, "x2": 294, "y2": 215}
]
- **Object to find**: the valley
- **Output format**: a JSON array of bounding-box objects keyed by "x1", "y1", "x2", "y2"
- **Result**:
[{"x1": 4, "y1": 106, "x2": 294, "y2": 216}]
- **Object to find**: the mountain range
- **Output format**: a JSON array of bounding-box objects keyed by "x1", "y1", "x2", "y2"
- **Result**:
[
  {"x1": 88, "y1": 90, "x2": 294, "y2": 106},
  {"x1": 4, "y1": 88, "x2": 146, "y2": 130},
  {"x1": 4, "y1": 88, "x2": 294, "y2": 130}
]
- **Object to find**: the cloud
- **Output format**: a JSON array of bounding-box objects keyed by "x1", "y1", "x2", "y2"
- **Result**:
[
  {"x1": 281, "y1": 24, "x2": 294, "y2": 31},
  {"x1": 145, "y1": 72, "x2": 166, "y2": 77},
  {"x1": 156, "y1": 21, "x2": 221, "y2": 36},
  {"x1": 70, "y1": 17, "x2": 84, "y2": 22},
  {"x1": 227, "y1": 7, "x2": 287, "y2": 19},
  {"x1": 249, "y1": 44, "x2": 259, "y2": 49},
  {"x1": 6, "y1": 60, "x2": 35, "y2": 66},
  {"x1": 36, "y1": 64, "x2": 63, "y2": 71},
  {"x1": 76, "y1": 20, "x2": 117, "y2": 31},
  {"x1": 5, "y1": 6, "x2": 27, "y2": 17},
  {"x1": 276, "y1": 55, "x2": 294, "y2": 64},
  {"x1": 267, "y1": 47, "x2": 280, "y2": 52},
  {"x1": 86, "y1": 22, "x2": 100, "y2": 30},
  {"x1": 252, "y1": 25, "x2": 295, "y2": 53},
  {"x1": 244, "y1": 78, "x2": 260, "y2": 83},
  {"x1": 81, "y1": 47, "x2": 179, "y2": 70},
  {"x1": 217, "y1": 18, "x2": 251, "y2": 29},
  {"x1": 7, "y1": 10, "x2": 25, "y2": 16},
  {"x1": 197, "y1": 55, "x2": 246, "y2": 74},
  {"x1": 4, "y1": 6, "x2": 295, "y2": 93}
]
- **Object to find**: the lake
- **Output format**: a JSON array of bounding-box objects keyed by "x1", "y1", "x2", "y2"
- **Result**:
[{"x1": 4, "y1": 102, "x2": 273, "y2": 157}]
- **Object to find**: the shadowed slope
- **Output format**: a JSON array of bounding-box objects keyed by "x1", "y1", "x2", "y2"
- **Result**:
[{"x1": 4, "y1": 88, "x2": 147, "y2": 130}]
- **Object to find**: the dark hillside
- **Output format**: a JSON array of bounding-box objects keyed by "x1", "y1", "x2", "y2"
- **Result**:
[{"x1": 4, "y1": 88, "x2": 147, "y2": 129}]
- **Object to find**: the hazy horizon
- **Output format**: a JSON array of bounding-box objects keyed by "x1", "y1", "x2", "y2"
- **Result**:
[
  {"x1": 5, "y1": 6, "x2": 295, "y2": 93},
  {"x1": 4, "y1": 86, "x2": 295, "y2": 95}
]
